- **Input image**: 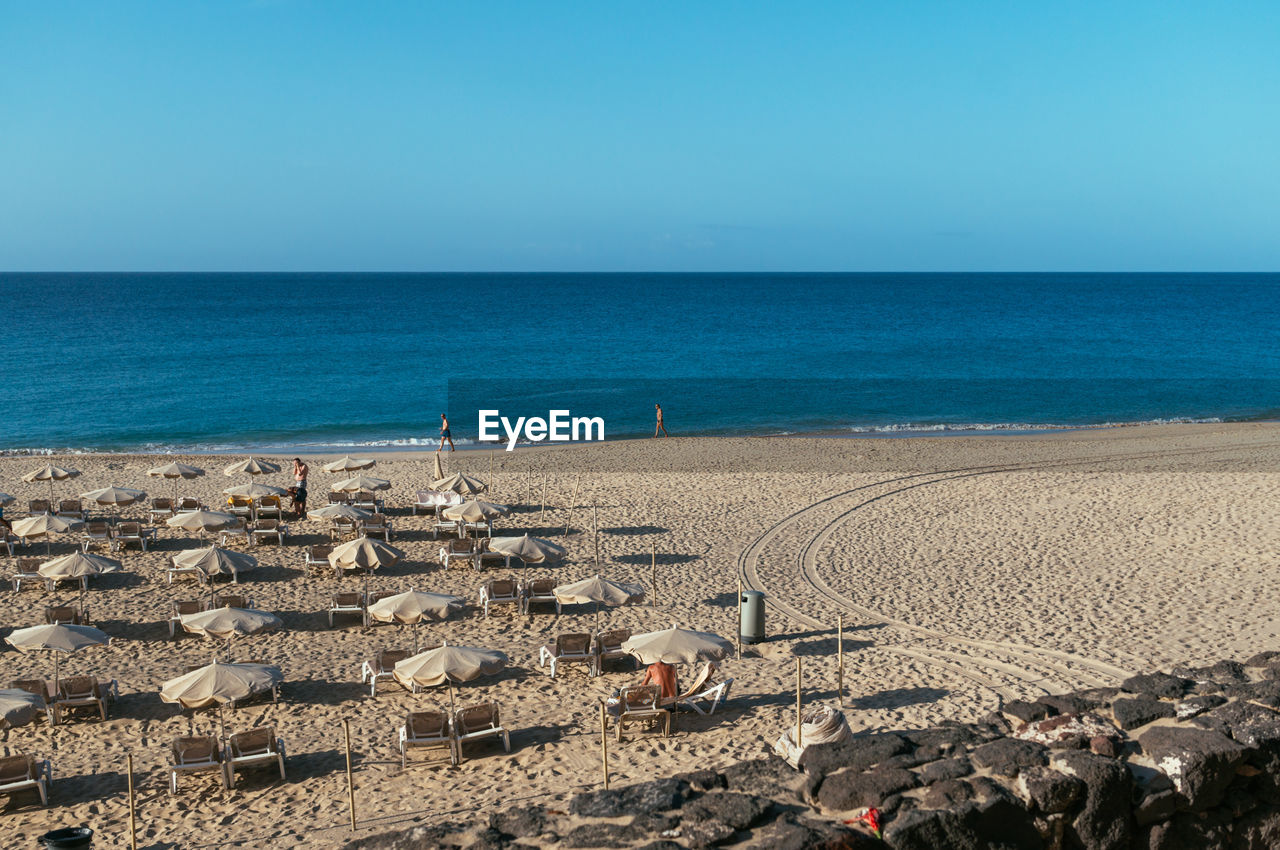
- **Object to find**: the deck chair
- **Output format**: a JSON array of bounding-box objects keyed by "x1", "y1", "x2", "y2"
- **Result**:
[
  {"x1": 56, "y1": 500, "x2": 87, "y2": 521},
  {"x1": 431, "y1": 508, "x2": 461, "y2": 539},
  {"x1": 0, "y1": 531, "x2": 13, "y2": 557},
  {"x1": 169, "y1": 600, "x2": 204, "y2": 638},
  {"x1": 176, "y1": 496, "x2": 202, "y2": 513},
  {"x1": 55, "y1": 677, "x2": 108, "y2": 722},
  {"x1": 227, "y1": 495, "x2": 255, "y2": 521},
  {"x1": 519, "y1": 578, "x2": 560, "y2": 614},
  {"x1": 303, "y1": 544, "x2": 332, "y2": 576},
  {"x1": 8, "y1": 680, "x2": 55, "y2": 724},
  {"x1": 674, "y1": 662, "x2": 734, "y2": 715},
  {"x1": 81, "y1": 520, "x2": 112, "y2": 552},
  {"x1": 361, "y1": 648, "x2": 411, "y2": 697},
  {"x1": 453, "y1": 702, "x2": 510, "y2": 761},
  {"x1": 12, "y1": 558, "x2": 48, "y2": 592},
  {"x1": 538, "y1": 633, "x2": 595, "y2": 678},
  {"x1": 256, "y1": 496, "x2": 282, "y2": 520},
  {"x1": 327, "y1": 491, "x2": 349, "y2": 505},
  {"x1": 219, "y1": 517, "x2": 251, "y2": 547},
  {"x1": 166, "y1": 554, "x2": 206, "y2": 585},
  {"x1": 149, "y1": 497, "x2": 176, "y2": 525},
  {"x1": 28, "y1": 499, "x2": 51, "y2": 515},
  {"x1": 329, "y1": 592, "x2": 367, "y2": 627},
  {"x1": 213, "y1": 593, "x2": 248, "y2": 609},
  {"x1": 251, "y1": 518, "x2": 286, "y2": 546},
  {"x1": 113, "y1": 522, "x2": 150, "y2": 552},
  {"x1": 593, "y1": 629, "x2": 634, "y2": 674},
  {"x1": 224, "y1": 727, "x2": 286, "y2": 788},
  {"x1": 412, "y1": 490, "x2": 441, "y2": 515},
  {"x1": 169, "y1": 736, "x2": 225, "y2": 792},
  {"x1": 44, "y1": 605, "x2": 87, "y2": 626},
  {"x1": 615, "y1": 685, "x2": 670, "y2": 742},
  {"x1": 329, "y1": 517, "x2": 359, "y2": 542},
  {"x1": 351, "y1": 491, "x2": 379, "y2": 512},
  {"x1": 361, "y1": 513, "x2": 392, "y2": 541},
  {"x1": 439, "y1": 538, "x2": 478, "y2": 569},
  {"x1": 0, "y1": 755, "x2": 51, "y2": 806},
  {"x1": 476, "y1": 538, "x2": 509, "y2": 569},
  {"x1": 479, "y1": 577, "x2": 519, "y2": 617},
  {"x1": 400, "y1": 710, "x2": 458, "y2": 767}
]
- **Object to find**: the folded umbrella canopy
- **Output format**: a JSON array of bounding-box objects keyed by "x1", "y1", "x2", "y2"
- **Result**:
[
  {"x1": 5, "y1": 623, "x2": 111, "y2": 695},
  {"x1": 0, "y1": 689, "x2": 47, "y2": 729},
  {"x1": 22, "y1": 465, "x2": 81, "y2": 502},
  {"x1": 431, "y1": 473, "x2": 486, "y2": 497},
  {"x1": 172, "y1": 546, "x2": 257, "y2": 582},
  {"x1": 621, "y1": 625, "x2": 733, "y2": 666},
  {"x1": 11, "y1": 514, "x2": 84, "y2": 556},
  {"x1": 80, "y1": 486, "x2": 147, "y2": 508},
  {"x1": 330, "y1": 475, "x2": 392, "y2": 493},
  {"x1": 392, "y1": 642, "x2": 508, "y2": 713},
  {"x1": 222, "y1": 482, "x2": 288, "y2": 499},
  {"x1": 368, "y1": 588, "x2": 466, "y2": 650},
  {"x1": 180, "y1": 607, "x2": 282, "y2": 661},
  {"x1": 324, "y1": 456, "x2": 376, "y2": 474},
  {"x1": 223, "y1": 458, "x2": 281, "y2": 477},
  {"x1": 161, "y1": 660, "x2": 284, "y2": 739},
  {"x1": 306, "y1": 504, "x2": 372, "y2": 521},
  {"x1": 554, "y1": 574, "x2": 645, "y2": 631},
  {"x1": 442, "y1": 500, "x2": 510, "y2": 537},
  {"x1": 166, "y1": 509, "x2": 238, "y2": 540},
  {"x1": 37, "y1": 551, "x2": 122, "y2": 582},
  {"x1": 329, "y1": 536, "x2": 404, "y2": 572},
  {"x1": 487, "y1": 534, "x2": 566, "y2": 565},
  {"x1": 147, "y1": 462, "x2": 206, "y2": 500}
]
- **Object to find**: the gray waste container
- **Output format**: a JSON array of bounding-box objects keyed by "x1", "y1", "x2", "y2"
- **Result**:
[{"x1": 740, "y1": 590, "x2": 766, "y2": 644}]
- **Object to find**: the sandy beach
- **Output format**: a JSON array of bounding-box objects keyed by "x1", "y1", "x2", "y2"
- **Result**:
[{"x1": 1, "y1": 422, "x2": 1278, "y2": 847}]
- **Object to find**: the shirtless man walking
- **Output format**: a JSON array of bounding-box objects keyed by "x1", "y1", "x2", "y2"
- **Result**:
[
  {"x1": 654, "y1": 403, "x2": 668, "y2": 438},
  {"x1": 439, "y1": 413, "x2": 455, "y2": 452}
]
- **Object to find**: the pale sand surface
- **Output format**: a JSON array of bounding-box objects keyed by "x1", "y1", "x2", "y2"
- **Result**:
[{"x1": 1, "y1": 422, "x2": 1278, "y2": 847}]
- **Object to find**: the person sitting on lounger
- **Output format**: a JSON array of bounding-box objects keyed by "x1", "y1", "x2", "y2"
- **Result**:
[{"x1": 640, "y1": 660, "x2": 679, "y2": 701}]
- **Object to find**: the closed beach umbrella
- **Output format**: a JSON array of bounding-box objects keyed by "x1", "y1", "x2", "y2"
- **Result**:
[
  {"x1": 368, "y1": 589, "x2": 465, "y2": 650},
  {"x1": 324, "y1": 456, "x2": 376, "y2": 474},
  {"x1": 148, "y1": 461, "x2": 206, "y2": 499},
  {"x1": 223, "y1": 458, "x2": 281, "y2": 477},
  {"x1": 329, "y1": 536, "x2": 404, "y2": 571},
  {"x1": 432, "y1": 453, "x2": 444, "y2": 481},
  {"x1": 488, "y1": 534, "x2": 566, "y2": 565},
  {"x1": 222, "y1": 482, "x2": 288, "y2": 499},
  {"x1": 0, "y1": 689, "x2": 47, "y2": 729},
  {"x1": 392, "y1": 642, "x2": 508, "y2": 713},
  {"x1": 22, "y1": 465, "x2": 81, "y2": 502},
  {"x1": 621, "y1": 625, "x2": 733, "y2": 666},
  {"x1": 167, "y1": 509, "x2": 238, "y2": 539},
  {"x1": 161, "y1": 660, "x2": 283, "y2": 738},
  {"x1": 555, "y1": 574, "x2": 645, "y2": 630},
  {"x1": 431, "y1": 473, "x2": 486, "y2": 497},
  {"x1": 331, "y1": 475, "x2": 391, "y2": 493},
  {"x1": 11, "y1": 514, "x2": 84, "y2": 556},
  {"x1": 6, "y1": 623, "x2": 111, "y2": 694},
  {"x1": 172, "y1": 546, "x2": 257, "y2": 581},
  {"x1": 81, "y1": 486, "x2": 148, "y2": 509},
  {"x1": 307, "y1": 504, "x2": 372, "y2": 521}
]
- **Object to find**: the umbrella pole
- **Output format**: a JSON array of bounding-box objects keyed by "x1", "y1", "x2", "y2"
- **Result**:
[
  {"x1": 448, "y1": 681, "x2": 456, "y2": 717},
  {"x1": 54, "y1": 652, "x2": 60, "y2": 699}
]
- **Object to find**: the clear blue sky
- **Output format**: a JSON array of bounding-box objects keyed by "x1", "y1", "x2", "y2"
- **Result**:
[{"x1": 3, "y1": 1, "x2": 1278, "y2": 271}]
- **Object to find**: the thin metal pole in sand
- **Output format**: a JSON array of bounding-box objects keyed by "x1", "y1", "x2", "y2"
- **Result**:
[
  {"x1": 564, "y1": 475, "x2": 580, "y2": 536},
  {"x1": 736, "y1": 576, "x2": 743, "y2": 660},
  {"x1": 592, "y1": 504, "x2": 600, "y2": 571},
  {"x1": 796, "y1": 657, "x2": 803, "y2": 749},
  {"x1": 343, "y1": 719, "x2": 357, "y2": 832},
  {"x1": 651, "y1": 542, "x2": 657, "y2": 606},
  {"x1": 127, "y1": 751, "x2": 137, "y2": 850},
  {"x1": 837, "y1": 614, "x2": 844, "y2": 709},
  {"x1": 539, "y1": 474, "x2": 548, "y2": 527},
  {"x1": 488, "y1": 451, "x2": 493, "y2": 483},
  {"x1": 599, "y1": 701, "x2": 610, "y2": 789}
]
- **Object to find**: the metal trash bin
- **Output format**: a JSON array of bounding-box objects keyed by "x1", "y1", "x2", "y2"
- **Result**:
[{"x1": 740, "y1": 589, "x2": 766, "y2": 644}]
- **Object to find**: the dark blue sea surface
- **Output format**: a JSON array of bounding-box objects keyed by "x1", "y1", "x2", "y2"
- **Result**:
[{"x1": 2, "y1": 273, "x2": 1277, "y2": 452}]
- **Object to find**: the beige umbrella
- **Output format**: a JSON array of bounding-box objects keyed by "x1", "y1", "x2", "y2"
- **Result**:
[
  {"x1": 431, "y1": 472, "x2": 486, "y2": 497},
  {"x1": 6, "y1": 623, "x2": 111, "y2": 694},
  {"x1": 180, "y1": 607, "x2": 282, "y2": 659},
  {"x1": 555, "y1": 574, "x2": 645, "y2": 631},
  {"x1": 222, "y1": 482, "x2": 288, "y2": 499},
  {"x1": 0, "y1": 689, "x2": 47, "y2": 729},
  {"x1": 167, "y1": 509, "x2": 238, "y2": 540},
  {"x1": 307, "y1": 504, "x2": 371, "y2": 521},
  {"x1": 432, "y1": 453, "x2": 445, "y2": 481},
  {"x1": 621, "y1": 625, "x2": 733, "y2": 666},
  {"x1": 223, "y1": 457, "x2": 281, "y2": 477},
  {"x1": 392, "y1": 642, "x2": 508, "y2": 713},
  {"x1": 11, "y1": 514, "x2": 84, "y2": 556},
  {"x1": 324, "y1": 456, "x2": 376, "y2": 474},
  {"x1": 161, "y1": 660, "x2": 283, "y2": 739},
  {"x1": 37, "y1": 551, "x2": 122, "y2": 582},
  {"x1": 22, "y1": 465, "x2": 81, "y2": 502},
  {"x1": 329, "y1": 536, "x2": 404, "y2": 572},
  {"x1": 148, "y1": 461, "x2": 207, "y2": 500},
  {"x1": 487, "y1": 534, "x2": 566, "y2": 565},
  {"x1": 81, "y1": 486, "x2": 147, "y2": 510},
  {"x1": 172, "y1": 546, "x2": 257, "y2": 582},
  {"x1": 330, "y1": 475, "x2": 391, "y2": 493},
  {"x1": 368, "y1": 589, "x2": 465, "y2": 650},
  {"x1": 443, "y1": 500, "x2": 510, "y2": 537}
]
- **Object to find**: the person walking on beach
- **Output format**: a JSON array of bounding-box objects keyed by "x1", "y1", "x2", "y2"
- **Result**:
[
  {"x1": 292, "y1": 458, "x2": 309, "y2": 518},
  {"x1": 654, "y1": 403, "x2": 668, "y2": 438},
  {"x1": 439, "y1": 413, "x2": 455, "y2": 452}
]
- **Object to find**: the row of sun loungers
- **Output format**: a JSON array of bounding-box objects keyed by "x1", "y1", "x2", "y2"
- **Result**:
[
  {"x1": 328, "y1": 491, "x2": 385, "y2": 512},
  {"x1": 400, "y1": 702, "x2": 509, "y2": 767},
  {"x1": 538, "y1": 630, "x2": 632, "y2": 678},
  {"x1": 169, "y1": 728, "x2": 286, "y2": 792},
  {"x1": 326, "y1": 514, "x2": 392, "y2": 543},
  {"x1": 167, "y1": 595, "x2": 256, "y2": 637},
  {"x1": 9, "y1": 677, "x2": 119, "y2": 725}
]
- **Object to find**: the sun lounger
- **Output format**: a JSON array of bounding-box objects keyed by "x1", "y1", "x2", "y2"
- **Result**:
[
  {"x1": 8, "y1": 680, "x2": 55, "y2": 724},
  {"x1": 55, "y1": 676, "x2": 109, "y2": 722},
  {"x1": 412, "y1": 490, "x2": 440, "y2": 515},
  {"x1": 256, "y1": 496, "x2": 282, "y2": 520},
  {"x1": 479, "y1": 577, "x2": 519, "y2": 617},
  {"x1": 431, "y1": 506, "x2": 461, "y2": 539},
  {"x1": 12, "y1": 558, "x2": 49, "y2": 592},
  {"x1": 462, "y1": 519, "x2": 493, "y2": 538},
  {"x1": 400, "y1": 710, "x2": 458, "y2": 767},
  {"x1": 212, "y1": 593, "x2": 250, "y2": 609},
  {"x1": 56, "y1": 500, "x2": 87, "y2": 521},
  {"x1": 81, "y1": 520, "x2": 112, "y2": 552},
  {"x1": 519, "y1": 578, "x2": 560, "y2": 615},
  {"x1": 169, "y1": 736, "x2": 225, "y2": 793},
  {"x1": 149, "y1": 497, "x2": 176, "y2": 525},
  {"x1": 0, "y1": 754, "x2": 52, "y2": 806},
  {"x1": 329, "y1": 517, "x2": 359, "y2": 542},
  {"x1": 28, "y1": 499, "x2": 51, "y2": 515},
  {"x1": 168, "y1": 600, "x2": 204, "y2": 638},
  {"x1": 304, "y1": 544, "x2": 332, "y2": 576},
  {"x1": 679, "y1": 672, "x2": 733, "y2": 715},
  {"x1": 453, "y1": 701, "x2": 510, "y2": 761},
  {"x1": 176, "y1": 496, "x2": 202, "y2": 513},
  {"x1": 113, "y1": 521, "x2": 152, "y2": 552},
  {"x1": 360, "y1": 513, "x2": 392, "y2": 541},
  {"x1": 593, "y1": 629, "x2": 634, "y2": 674},
  {"x1": 361, "y1": 648, "x2": 411, "y2": 697},
  {"x1": 439, "y1": 538, "x2": 478, "y2": 569},
  {"x1": 44, "y1": 605, "x2": 88, "y2": 626},
  {"x1": 476, "y1": 538, "x2": 508, "y2": 569},
  {"x1": 251, "y1": 518, "x2": 286, "y2": 546},
  {"x1": 227, "y1": 496, "x2": 255, "y2": 521},
  {"x1": 166, "y1": 554, "x2": 206, "y2": 585},
  {"x1": 538, "y1": 633, "x2": 595, "y2": 678},
  {"x1": 224, "y1": 727, "x2": 286, "y2": 788},
  {"x1": 329, "y1": 592, "x2": 367, "y2": 627},
  {"x1": 219, "y1": 517, "x2": 251, "y2": 547},
  {"x1": 0, "y1": 532, "x2": 13, "y2": 557},
  {"x1": 328, "y1": 491, "x2": 350, "y2": 505},
  {"x1": 351, "y1": 491, "x2": 381, "y2": 513},
  {"x1": 614, "y1": 685, "x2": 670, "y2": 742}
]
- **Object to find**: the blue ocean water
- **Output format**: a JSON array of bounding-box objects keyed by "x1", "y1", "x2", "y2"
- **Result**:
[{"x1": 1, "y1": 273, "x2": 1277, "y2": 452}]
